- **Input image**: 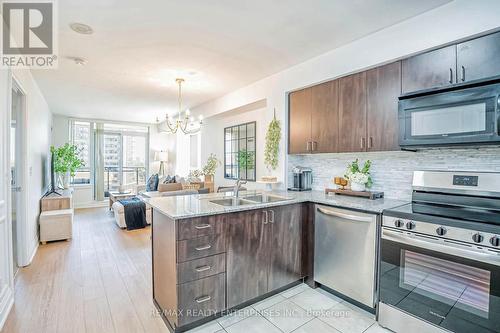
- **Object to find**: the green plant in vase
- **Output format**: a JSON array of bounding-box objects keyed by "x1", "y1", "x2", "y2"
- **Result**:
[
  {"x1": 201, "y1": 153, "x2": 221, "y2": 182},
  {"x1": 344, "y1": 159, "x2": 372, "y2": 192},
  {"x1": 51, "y1": 143, "x2": 84, "y2": 189}
]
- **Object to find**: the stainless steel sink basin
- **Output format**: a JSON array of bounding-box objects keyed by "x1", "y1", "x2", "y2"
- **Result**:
[
  {"x1": 209, "y1": 198, "x2": 254, "y2": 207},
  {"x1": 243, "y1": 194, "x2": 291, "y2": 203}
]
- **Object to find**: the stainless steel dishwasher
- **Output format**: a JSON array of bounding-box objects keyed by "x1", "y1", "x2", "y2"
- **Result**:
[{"x1": 314, "y1": 204, "x2": 378, "y2": 308}]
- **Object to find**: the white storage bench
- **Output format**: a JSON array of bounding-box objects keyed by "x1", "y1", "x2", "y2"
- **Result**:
[{"x1": 39, "y1": 208, "x2": 74, "y2": 244}]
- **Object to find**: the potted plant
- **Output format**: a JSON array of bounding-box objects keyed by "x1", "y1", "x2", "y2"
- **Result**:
[
  {"x1": 201, "y1": 153, "x2": 221, "y2": 183},
  {"x1": 263, "y1": 109, "x2": 281, "y2": 181},
  {"x1": 51, "y1": 144, "x2": 84, "y2": 189},
  {"x1": 344, "y1": 159, "x2": 372, "y2": 192}
]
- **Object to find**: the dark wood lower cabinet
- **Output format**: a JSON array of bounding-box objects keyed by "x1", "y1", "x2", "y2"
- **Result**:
[
  {"x1": 153, "y1": 204, "x2": 305, "y2": 331},
  {"x1": 268, "y1": 204, "x2": 303, "y2": 290},
  {"x1": 226, "y1": 209, "x2": 270, "y2": 308}
]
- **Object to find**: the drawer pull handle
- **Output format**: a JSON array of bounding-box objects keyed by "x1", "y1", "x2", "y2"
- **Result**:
[
  {"x1": 195, "y1": 265, "x2": 212, "y2": 272},
  {"x1": 194, "y1": 224, "x2": 211, "y2": 230},
  {"x1": 195, "y1": 244, "x2": 212, "y2": 251},
  {"x1": 195, "y1": 295, "x2": 211, "y2": 304}
]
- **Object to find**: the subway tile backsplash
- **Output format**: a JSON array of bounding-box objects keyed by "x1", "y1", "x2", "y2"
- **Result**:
[{"x1": 287, "y1": 146, "x2": 500, "y2": 201}]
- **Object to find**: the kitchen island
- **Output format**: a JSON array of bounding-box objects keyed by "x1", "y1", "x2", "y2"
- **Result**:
[{"x1": 145, "y1": 190, "x2": 405, "y2": 332}]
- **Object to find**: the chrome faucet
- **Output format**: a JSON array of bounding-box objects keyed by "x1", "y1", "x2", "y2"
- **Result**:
[{"x1": 234, "y1": 179, "x2": 247, "y2": 198}]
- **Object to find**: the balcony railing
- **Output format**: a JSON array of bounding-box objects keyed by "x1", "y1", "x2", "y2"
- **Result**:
[{"x1": 105, "y1": 166, "x2": 146, "y2": 195}]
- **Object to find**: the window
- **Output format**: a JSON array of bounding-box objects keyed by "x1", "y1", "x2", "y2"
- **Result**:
[
  {"x1": 224, "y1": 121, "x2": 256, "y2": 181},
  {"x1": 71, "y1": 121, "x2": 91, "y2": 184},
  {"x1": 102, "y1": 123, "x2": 148, "y2": 195}
]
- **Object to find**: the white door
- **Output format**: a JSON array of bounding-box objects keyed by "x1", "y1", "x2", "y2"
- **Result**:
[
  {"x1": 10, "y1": 84, "x2": 25, "y2": 275},
  {"x1": 0, "y1": 69, "x2": 15, "y2": 329}
]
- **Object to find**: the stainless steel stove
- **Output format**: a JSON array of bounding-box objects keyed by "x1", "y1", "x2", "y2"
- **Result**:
[{"x1": 379, "y1": 171, "x2": 500, "y2": 333}]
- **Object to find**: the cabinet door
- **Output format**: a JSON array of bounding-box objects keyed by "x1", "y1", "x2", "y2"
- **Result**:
[
  {"x1": 402, "y1": 45, "x2": 456, "y2": 93},
  {"x1": 226, "y1": 210, "x2": 269, "y2": 308},
  {"x1": 366, "y1": 61, "x2": 401, "y2": 151},
  {"x1": 311, "y1": 80, "x2": 339, "y2": 153},
  {"x1": 288, "y1": 88, "x2": 312, "y2": 154},
  {"x1": 457, "y1": 31, "x2": 500, "y2": 83},
  {"x1": 339, "y1": 72, "x2": 367, "y2": 152},
  {"x1": 268, "y1": 204, "x2": 303, "y2": 291}
]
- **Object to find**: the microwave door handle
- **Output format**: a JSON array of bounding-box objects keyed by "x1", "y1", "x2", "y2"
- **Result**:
[{"x1": 382, "y1": 229, "x2": 500, "y2": 266}]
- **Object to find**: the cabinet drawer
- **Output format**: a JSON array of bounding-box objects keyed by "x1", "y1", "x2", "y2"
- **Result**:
[
  {"x1": 177, "y1": 215, "x2": 223, "y2": 240},
  {"x1": 177, "y1": 253, "x2": 226, "y2": 284},
  {"x1": 177, "y1": 273, "x2": 225, "y2": 326},
  {"x1": 177, "y1": 234, "x2": 226, "y2": 262}
]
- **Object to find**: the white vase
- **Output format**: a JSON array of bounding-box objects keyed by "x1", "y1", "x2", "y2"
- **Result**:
[
  {"x1": 59, "y1": 172, "x2": 70, "y2": 189},
  {"x1": 351, "y1": 181, "x2": 366, "y2": 192}
]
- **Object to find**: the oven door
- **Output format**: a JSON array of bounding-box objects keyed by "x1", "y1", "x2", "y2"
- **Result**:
[
  {"x1": 380, "y1": 228, "x2": 500, "y2": 333},
  {"x1": 399, "y1": 82, "x2": 500, "y2": 147}
]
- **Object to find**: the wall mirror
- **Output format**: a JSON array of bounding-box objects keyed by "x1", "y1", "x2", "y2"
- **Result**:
[{"x1": 224, "y1": 121, "x2": 256, "y2": 181}]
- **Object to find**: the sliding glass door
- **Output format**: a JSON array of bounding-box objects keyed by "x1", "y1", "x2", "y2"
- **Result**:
[{"x1": 104, "y1": 132, "x2": 122, "y2": 194}]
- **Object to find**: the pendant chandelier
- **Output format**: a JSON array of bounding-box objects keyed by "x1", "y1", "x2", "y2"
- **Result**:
[{"x1": 158, "y1": 78, "x2": 203, "y2": 134}]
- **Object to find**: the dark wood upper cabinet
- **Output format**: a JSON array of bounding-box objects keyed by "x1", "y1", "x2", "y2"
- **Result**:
[
  {"x1": 366, "y1": 61, "x2": 401, "y2": 151},
  {"x1": 338, "y1": 72, "x2": 367, "y2": 153},
  {"x1": 457, "y1": 31, "x2": 500, "y2": 83},
  {"x1": 311, "y1": 80, "x2": 339, "y2": 153},
  {"x1": 226, "y1": 209, "x2": 269, "y2": 308},
  {"x1": 268, "y1": 204, "x2": 303, "y2": 291},
  {"x1": 288, "y1": 88, "x2": 312, "y2": 154},
  {"x1": 402, "y1": 45, "x2": 456, "y2": 93}
]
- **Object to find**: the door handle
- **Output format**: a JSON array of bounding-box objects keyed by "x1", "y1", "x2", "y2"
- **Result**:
[
  {"x1": 449, "y1": 68, "x2": 453, "y2": 84},
  {"x1": 195, "y1": 265, "x2": 212, "y2": 272},
  {"x1": 11, "y1": 186, "x2": 22, "y2": 192},
  {"x1": 317, "y1": 207, "x2": 374, "y2": 223},
  {"x1": 263, "y1": 210, "x2": 268, "y2": 224},
  {"x1": 461, "y1": 65, "x2": 466, "y2": 82},
  {"x1": 269, "y1": 210, "x2": 275, "y2": 224},
  {"x1": 312, "y1": 141, "x2": 317, "y2": 152},
  {"x1": 195, "y1": 244, "x2": 212, "y2": 251},
  {"x1": 360, "y1": 137, "x2": 366, "y2": 149},
  {"x1": 306, "y1": 141, "x2": 311, "y2": 152},
  {"x1": 368, "y1": 137, "x2": 373, "y2": 149},
  {"x1": 194, "y1": 224, "x2": 211, "y2": 230},
  {"x1": 195, "y1": 295, "x2": 211, "y2": 304}
]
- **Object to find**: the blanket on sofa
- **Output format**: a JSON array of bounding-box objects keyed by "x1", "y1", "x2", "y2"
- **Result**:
[{"x1": 118, "y1": 197, "x2": 147, "y2": 230}]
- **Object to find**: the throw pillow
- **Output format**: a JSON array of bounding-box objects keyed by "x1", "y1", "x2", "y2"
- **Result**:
[
  {"x1": 163, "y1": 175, "x2": 176, "y2": 183},
  {"x1": 146, "y1": 174, "x2": 159, "y2": 191}
]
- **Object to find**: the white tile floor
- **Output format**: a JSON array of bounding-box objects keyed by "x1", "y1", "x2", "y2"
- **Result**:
[{"x1": 186, "y1": 284, "x2": 391, "y2": 333}]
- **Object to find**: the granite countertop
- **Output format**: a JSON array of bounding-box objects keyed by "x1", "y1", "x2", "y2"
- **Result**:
[{"x1": 142, "y1": 190, "x2": 408, "y2": 220}]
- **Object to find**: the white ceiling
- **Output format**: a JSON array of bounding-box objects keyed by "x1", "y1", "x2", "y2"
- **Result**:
[{"x1": 32, "y1": 0, "x2": 451, "y2": 123}]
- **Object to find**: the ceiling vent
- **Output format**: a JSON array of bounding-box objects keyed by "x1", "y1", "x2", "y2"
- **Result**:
[{"x1": 69, "y1": 22, "x2": 94, "y2": 35}]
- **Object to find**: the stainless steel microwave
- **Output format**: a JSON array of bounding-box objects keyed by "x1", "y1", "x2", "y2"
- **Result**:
[{"x1": 399, "y1": 81, "x2": 500, "y2": 147}]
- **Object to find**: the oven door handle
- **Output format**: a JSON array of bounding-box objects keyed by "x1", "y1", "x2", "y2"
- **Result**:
[{"x1": 382, "y1": 228, "x2": 500, "y2": 267}]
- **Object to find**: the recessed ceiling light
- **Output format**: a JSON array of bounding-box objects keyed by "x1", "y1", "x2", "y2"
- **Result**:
[
  {"x1": 67, "y1": 56, "x2": 87, "y2": 66},
  {"x1": 69, "y1": 22, "x2": 94, "y2": 35}
]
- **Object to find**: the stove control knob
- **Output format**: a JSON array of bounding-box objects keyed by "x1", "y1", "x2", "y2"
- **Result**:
[
  {"x1": 490, "y1": 236, "x2": 500, "y2": 247},
  {"x1": 472, "y1": 233, "x2": 484, "y2": 243},
  {"x1": 406, "y1": 221, "x2": 416, "y2": 230},
  {"x1": 436, "y1": 227, "x2": 447, "y2": 236},
  {"x1": 394, "y1": 219, "x2": 404, "y2": 228}
]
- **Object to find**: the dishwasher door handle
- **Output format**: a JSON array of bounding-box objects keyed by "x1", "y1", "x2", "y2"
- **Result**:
[{"x1": 317, "y1": 207, "x2": 374, "y2": 223}]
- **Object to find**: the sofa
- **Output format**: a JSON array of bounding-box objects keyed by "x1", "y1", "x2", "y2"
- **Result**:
[{"x1": 111, "y1": 181, "x2": 207, "y2": 229}]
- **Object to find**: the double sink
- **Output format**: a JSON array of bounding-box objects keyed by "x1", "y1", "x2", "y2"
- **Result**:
[{"x1": 209, "y1": 193, "x2": 292, "y2": 207}]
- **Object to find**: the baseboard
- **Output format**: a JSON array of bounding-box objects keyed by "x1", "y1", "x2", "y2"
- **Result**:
[{"x1": 0, "y1": 285, "x2": 14, "y2": 331}]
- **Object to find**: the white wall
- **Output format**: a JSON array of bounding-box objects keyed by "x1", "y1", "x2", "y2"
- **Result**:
[
  {"x1": 199, "y1": 100, "x2": 269, "y2": 190},
  {"x1": 191, "y1": 0, "x2": 500, "y2": 189},
  {"x1": 150, "y1": 124, "x2": 177, "y2": 176},
  {"x1": 12, "y1": 69, "x2": 52, "y2": 266}
]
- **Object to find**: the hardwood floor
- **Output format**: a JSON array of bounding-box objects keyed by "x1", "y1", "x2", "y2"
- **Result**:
[{"x1": 2, "y1": 208, "x2": 168, "y2": 333}]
